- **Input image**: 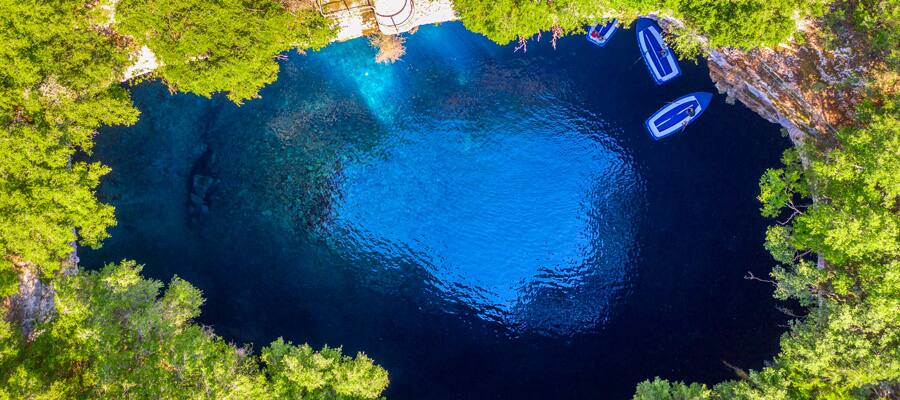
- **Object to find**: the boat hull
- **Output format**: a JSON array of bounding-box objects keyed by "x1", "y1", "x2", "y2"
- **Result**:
[
  {"x1": 635, "y1": 18, "x2": 681, "y2": 85},
  {"x1": 586, "y1": 19, "x2": 618, "y2": 47},
  {"x1": 644, "y1": 92, "x2": 713, "y2": 140}
]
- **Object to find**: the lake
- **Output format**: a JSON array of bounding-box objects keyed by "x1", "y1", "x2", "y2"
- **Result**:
[{"x1": 83, "y1": 22, "x2": 790, "y2": 399}]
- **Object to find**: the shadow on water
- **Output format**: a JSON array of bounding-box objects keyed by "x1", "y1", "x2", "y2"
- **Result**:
[{"x1": 84, "y1": 22, "x2": 792, "y2": 399}]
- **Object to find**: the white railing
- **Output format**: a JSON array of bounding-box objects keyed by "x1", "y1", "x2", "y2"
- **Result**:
[{"x1": 374, "y1": 0, "x2": 414, "y2": 34}]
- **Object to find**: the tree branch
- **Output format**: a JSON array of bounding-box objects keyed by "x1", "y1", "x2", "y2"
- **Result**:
[
  {"x1": 722, "y1": 360, "x2": 750, "y2": 380},
  {"x1": 776, "y1": 306, "x2": 805, "y2": 318},
  {"x1": 744, "y1": 271, "x2": 776, "y2": 285}
]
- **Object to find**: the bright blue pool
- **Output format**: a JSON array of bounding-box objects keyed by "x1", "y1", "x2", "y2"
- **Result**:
[{"x1": 84, "y1": 22, "x2": 791, "y2": 399}]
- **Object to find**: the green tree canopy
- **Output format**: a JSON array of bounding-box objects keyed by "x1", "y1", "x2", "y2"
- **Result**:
[
  {"x1": 0, "y1": 261, "x2": 389, "y2": 399},
  {"x1": 634, "y1": 378, "x2": 711, "y2": 399},
  {"x1": 0, "y1": 0, "x2": 139, "y2": 294},
  {"x1": 452, "y1": 0, "x2": 824, "y2": 49},
  {"x1": 115, "y1": 0, "x2": 336, "y2": 102}
]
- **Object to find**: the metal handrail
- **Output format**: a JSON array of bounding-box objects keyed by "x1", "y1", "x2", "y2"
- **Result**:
[
  {"x1": 315, "y1": 0, "x2": 416, "y2": 34},
  {"x1": 315, "y1": 0, "x2": 374, "y2": 15},
  {"x1": 374, "y1": 0, "x2": 414, "y2": 33}
]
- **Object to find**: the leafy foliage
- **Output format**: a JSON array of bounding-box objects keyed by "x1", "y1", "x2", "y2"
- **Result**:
[
  {"x1": 0, "y1": 0, "x2": 131, "y2": 120},
  {"x1": 263, "y1": 338, "x2": 390, "y2": 399},
  {"x1": 711, "y1": 291, "x2": 900, "y2": 399},
  {"x1": 116, "y1": 0, "x2": 336, "y2": 103},
  {"x1": 0, "y1": 261, "x2": 389, "y2": 399},
  {"x1": 3, "y1": 0, "x2": 896, "y2": 398},
  {"x1": 453, "y1": 0, "x2": 645, "y2": 45},
  {"x1": 668, "y1": 0, "x2": 822, "y2": 49},
  {"x1": 664, "y1": 25, "x2": 705, "y2": 61},
  {"x1": 634, "y1": 378, "x2": 711, "y2": 399},
  {"x1": 746, "y1": 100, "x2": 900, "y2": 398},
  {"x1": 452, "y1": 0, "x2": 824, "y2": 50},
  {"x1": 776, "y1": 100, "x2": 899, "y2": 280},
  {"x1": 0, "y1": 0, "x2": 138, "y2": 293},
  {"x1": 849, "y1": 0, "x2": 900, "y2": 67},
  {"x1": 758, "y1": 149, "x2": 809, "y2": 218}
]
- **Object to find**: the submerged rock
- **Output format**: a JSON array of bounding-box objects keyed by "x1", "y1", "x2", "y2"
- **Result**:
[
  {"x1": 192, "y1": 174, "x2": 217, "y2": 199},
  {"x1": 189, "y1": 173, "x2": 218, "y2": 220}
]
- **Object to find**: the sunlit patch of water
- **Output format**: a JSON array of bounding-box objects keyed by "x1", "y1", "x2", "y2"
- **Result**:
[
  {"x1": 325, "y1": 101, "x2": 644, "y2": 335},
  {"x1": 310, "y1": 41, "x2": 403, "y2": 125}
]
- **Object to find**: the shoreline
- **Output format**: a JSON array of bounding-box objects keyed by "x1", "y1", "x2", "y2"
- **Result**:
[
  {"x1": 123, "y1": 0, "x2": 459, "y2": 80},
  {"x1": 122, "y1": 5, "x2": 835, "y2": 145}
]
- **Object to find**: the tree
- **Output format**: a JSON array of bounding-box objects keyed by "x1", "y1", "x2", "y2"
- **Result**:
[
  {"x1": 0, "y1": 0, "x2": 139, "y2": 294},
  {"x1": 115, "y1": 0, "x2": 336, "y2": 103},
  {"x1": 263, "y1": 338, "x2": 390, "y2": 399},
  {"x1": 633, "y1": 378, "x2": 711, "y2": 400},
  {"x1": 667, "y1": 0, "x2": 821, "y2": 49},
  {"x1": 0, "y1": 1, "x2": 391, "y2": 397},
  {"x1": 452, "y1": 0, "x2": 823, "y2": 50},
  {"x1": 0, "y1": 261, "x2": 390, "y2": 399}
]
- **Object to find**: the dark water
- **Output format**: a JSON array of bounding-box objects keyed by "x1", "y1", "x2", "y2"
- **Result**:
[{"x1": 84, "y1": 23, "x2": 790, "y2": 399}]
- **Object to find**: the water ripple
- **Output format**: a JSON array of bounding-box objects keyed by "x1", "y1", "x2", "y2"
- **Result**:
[{"x1": 324, "y1": 100, "x2": 645, "y2": 336}]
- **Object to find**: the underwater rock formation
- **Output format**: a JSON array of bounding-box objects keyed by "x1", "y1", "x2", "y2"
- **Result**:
[{"x1": 190, "y1": 174, "x2": 217, "y2": 216}]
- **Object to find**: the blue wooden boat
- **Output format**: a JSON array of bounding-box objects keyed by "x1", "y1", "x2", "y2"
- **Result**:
[
  {"x1": 635, "y1": 18, "x2": 681, "y2": 84},
  {"x1": 586, "y1": 19, "x2": 618, "y2": 47},
  {"x1": 645, "y1": 92, "x2": 713, "y2": 140}
]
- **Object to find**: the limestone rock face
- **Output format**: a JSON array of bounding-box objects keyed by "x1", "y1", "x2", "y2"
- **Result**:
[
  {"x1": 3, "y1": 256, "x2": 75, "y2": 340},
  {"x1": 704, "y1": 19, "x2": 874, "y2": 145}
]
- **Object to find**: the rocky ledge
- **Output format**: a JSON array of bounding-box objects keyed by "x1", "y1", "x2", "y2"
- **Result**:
[
  {"x1": 3, "y1": 255, "x2": 76, "y2": 340},
  {"x1": 706, "y1": 19, "x2": 878, "y2": 145}
]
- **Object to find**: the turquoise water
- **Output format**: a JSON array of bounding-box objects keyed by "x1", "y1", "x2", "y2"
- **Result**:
[{"x1": 84, "y1": 23, "x2": 791, "y2": 398}]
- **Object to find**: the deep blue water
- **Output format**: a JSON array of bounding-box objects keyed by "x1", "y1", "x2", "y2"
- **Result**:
[{"x1": 83, "y1": 23, "x2": 791, "y2": 399}]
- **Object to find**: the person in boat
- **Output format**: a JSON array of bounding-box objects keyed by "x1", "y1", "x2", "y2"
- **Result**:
[
  {"x1": 679, "y1": 106, "x2": 696, "y2": 131},
  {"x1": 591, "y1": 30, "x2": 600, "y2": 39},
  {"x1": 659, "y1": 48, "x2": 668, "y2": 58}
]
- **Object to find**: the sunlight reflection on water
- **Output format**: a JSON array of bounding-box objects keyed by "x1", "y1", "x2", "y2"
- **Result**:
[{"x1": 326, "y1": 102, "x2": 645, "y2": 335}]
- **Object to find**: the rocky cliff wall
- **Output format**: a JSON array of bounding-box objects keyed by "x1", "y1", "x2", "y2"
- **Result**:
[
  {"x1": 705, "y1": 19, "x2": 874, "y2": 145},
  {"x1": 2, "y1": 255, "x2": 75, "y2": 340}
]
